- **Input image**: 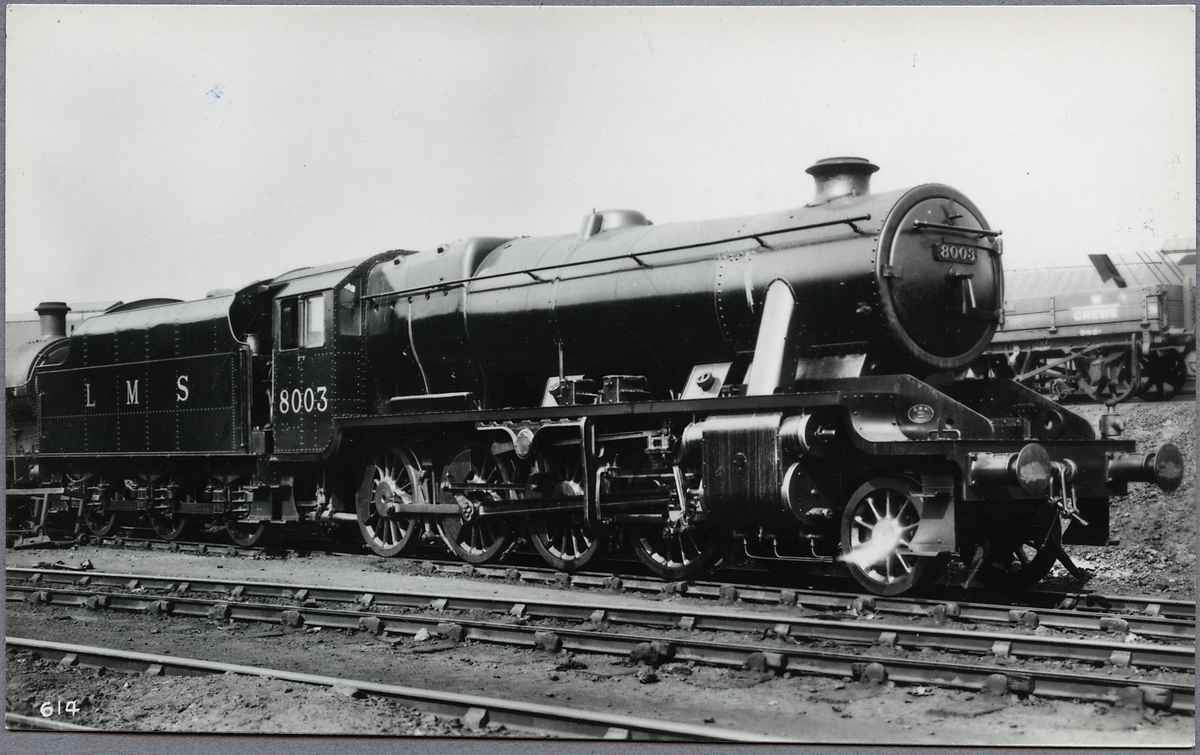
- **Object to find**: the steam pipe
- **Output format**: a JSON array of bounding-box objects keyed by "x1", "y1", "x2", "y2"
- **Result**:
[{"x1": 745, "y1": 280, "x2": 796, "y2": 396}]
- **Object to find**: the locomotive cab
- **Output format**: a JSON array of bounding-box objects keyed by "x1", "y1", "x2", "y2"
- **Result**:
[{"x1": 258, "y1": 252, "x2": 401, "y2": 458}]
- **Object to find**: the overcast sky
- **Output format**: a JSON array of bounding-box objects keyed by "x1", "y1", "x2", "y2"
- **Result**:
[{"x1": 5, "y1": 4, "x2": 1195, "y2": 314}]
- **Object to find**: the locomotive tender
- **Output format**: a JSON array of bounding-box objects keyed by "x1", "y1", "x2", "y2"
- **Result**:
[{"x1": 6, "y1": 158, "x2": 1182, "y2": 596}]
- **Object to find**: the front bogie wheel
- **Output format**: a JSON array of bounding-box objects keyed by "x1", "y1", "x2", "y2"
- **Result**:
[{"x1": 840, "y1": 477, "x2": 933, "y2": 596}]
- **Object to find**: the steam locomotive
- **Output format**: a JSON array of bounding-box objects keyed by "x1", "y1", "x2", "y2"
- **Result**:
[{"x1": 6, "y1": 158, "x2": 1182, "y2": 596}]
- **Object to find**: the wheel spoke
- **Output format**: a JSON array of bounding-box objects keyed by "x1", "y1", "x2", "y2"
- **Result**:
[{"x1": 867, "y1": 497, "x2": 883, "y2": 522}]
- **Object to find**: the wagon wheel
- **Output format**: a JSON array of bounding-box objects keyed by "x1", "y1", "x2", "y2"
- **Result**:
[
  {"x1": 1139, "y1": 350, "x2": 1188, "y2": 401},
  {"x1": 975, "y1": 510, "x2": 1061, "y2": 591},
  {"x1": 526, "y1": 450, "x2": 604, "y2": 572},
  {"x1": 839, "y1": 477, "x2": 934, "y2": 596},
  {"x1": 226, "y1": 520, "x2": 267, "y2": 548},
  {"x1": 436, "y1": 443, "x2": 515, "y2": 564},
  {"x1": 631, "y1": 522, "x2": 730, "y2": 581},
  {"x1": 1076, "y1": 346, "x2": 1141, "y2": 404},
  {"x1": 357, "y1": 444, "x2": 425, "y2": 558},
  {"x1": 1021, "y1": 354, "x2": 1074, "y2": 402}
]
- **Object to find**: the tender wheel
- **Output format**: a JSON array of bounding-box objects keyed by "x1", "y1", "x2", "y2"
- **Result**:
[
  {"x1": 1077, "y1": 346, "x2": 1140, "y2": 404},
  {"x1": 631, "y1": 523, "x2": 729, "y2": 581},
  {"x1": 357, "y1": 445, "x2": 425, "y2": 558},
  {"x1": 1140, "y1": 350, "x2": 1188, "y2": 400},
  {"x1": 975, "y1": 511, "x2": 1061, "y2": 591},
  {"x1": 840, "y1": 477, "x2": 933, "y2": 596},
  {"x1": 226, "y1": 520, "x2": 267, "y2": 548},
  {"x1": 436, "y1": 443, "x2": 514, "y2": 564},
  {"x1": 149, "y1": 511, "x2": 192, "y2": 541},
  {"x1": 527, "y1": 451, "x2": 603, "y2": 572},
  {"x1": 85, "y1": 511, "x2": 117, "y2": 537},
  {"x1": 84, "y1": 502, "x2": 118, "y2": 537}
]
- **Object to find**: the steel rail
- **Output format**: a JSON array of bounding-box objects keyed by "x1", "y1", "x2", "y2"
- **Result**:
[
  {"x1": 8, "y1": 582, "x2": 1193, "y2": 714},
  {"x1": 13, "y1": 538, "x2": 1196, "y2": 632},
  {"x1": 76, "y1": 533, "x2": 1200, "y2": 622},
  {"x1": 5, "y1": 636, "x2": 783, "y2": 741},
  {"x1": 9, "y1": 576, "x2": 1192, "y2": 672},
  {"x1": 9, "y1": 562, "x2": 1194, "y2": 645}
]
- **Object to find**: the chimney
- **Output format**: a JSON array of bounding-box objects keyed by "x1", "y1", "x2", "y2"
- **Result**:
[
  {"x1": 35, "y1": 301, "x2": 71, "y2": 339},
  {"x1": 806, "y1": 157, "x2": 879, "y2": 205}
]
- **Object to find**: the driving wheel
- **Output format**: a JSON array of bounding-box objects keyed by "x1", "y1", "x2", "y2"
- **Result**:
[
  {"x1": 631, "y1": 522, "x2": 729, "y2": 581},
  {"x1": 357, "y1": 444, "x2": 425, "y2": 557},
  {"x1": 436, "y1": 443, "x2": 514, "y2": 564},
  {"x1": 527, "y1": 450, "x2": 603, "y2": 571}
]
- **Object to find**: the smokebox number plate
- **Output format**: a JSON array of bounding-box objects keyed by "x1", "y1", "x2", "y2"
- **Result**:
[{"x1": 933, "y1": 242, "x2": 980, "y2": 264}]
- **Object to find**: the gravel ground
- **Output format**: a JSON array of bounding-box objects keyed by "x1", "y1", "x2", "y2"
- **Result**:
[
  {"x1": 1058, "y1": 400, "x2": 1196, "y2": 599},
  {"x1": 3, "y1": 400, "x2": 1195, "y2": 746},
  {"x1": 4, "y1": 599, "x2": 1192, "y2": 745}
]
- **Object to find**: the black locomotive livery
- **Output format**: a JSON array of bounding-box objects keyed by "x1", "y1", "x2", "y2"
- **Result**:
[{"x1": 6, "y1": 158, "x2": 1183, "y2": 596}]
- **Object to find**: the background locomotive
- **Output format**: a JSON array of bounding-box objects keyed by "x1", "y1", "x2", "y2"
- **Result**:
[
  {"x1": 979, "y1": 244, "x2": 1195, "y2": 403},
  {"x1": 6, "y1": 157, "x2": 1183, "y2": 596}
]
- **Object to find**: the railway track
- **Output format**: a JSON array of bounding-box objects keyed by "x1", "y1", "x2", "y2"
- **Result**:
[
  {"x1": 20, "y1": 535, "x2": 1196, "y2": 623},
  {"x1": 10, "y1": 565, "x2": 1195, "y2": 646},
  {"x1": 8, "y1": 567, "x2": 1193, "y2": 714},
  {"x1": 5, "y1": 636, "x2": 780, "y2": 741}
]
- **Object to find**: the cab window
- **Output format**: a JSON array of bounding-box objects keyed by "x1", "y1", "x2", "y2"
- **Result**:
[
  {"x1": 337, "y1": 282, "x2": 361, "y2": 336},
  {"x1": 279, "y1": 293, "x2": 327, "y2": 350}
]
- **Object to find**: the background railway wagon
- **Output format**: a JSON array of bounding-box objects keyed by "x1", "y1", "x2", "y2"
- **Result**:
[{"x1": 982, "y1": 242, "x2": 1195, "y2": 403}]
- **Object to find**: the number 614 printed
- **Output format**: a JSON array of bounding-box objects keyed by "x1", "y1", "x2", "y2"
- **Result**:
[{"x1": 39, "y1": 699, "x2": 81, "y2": 717}]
